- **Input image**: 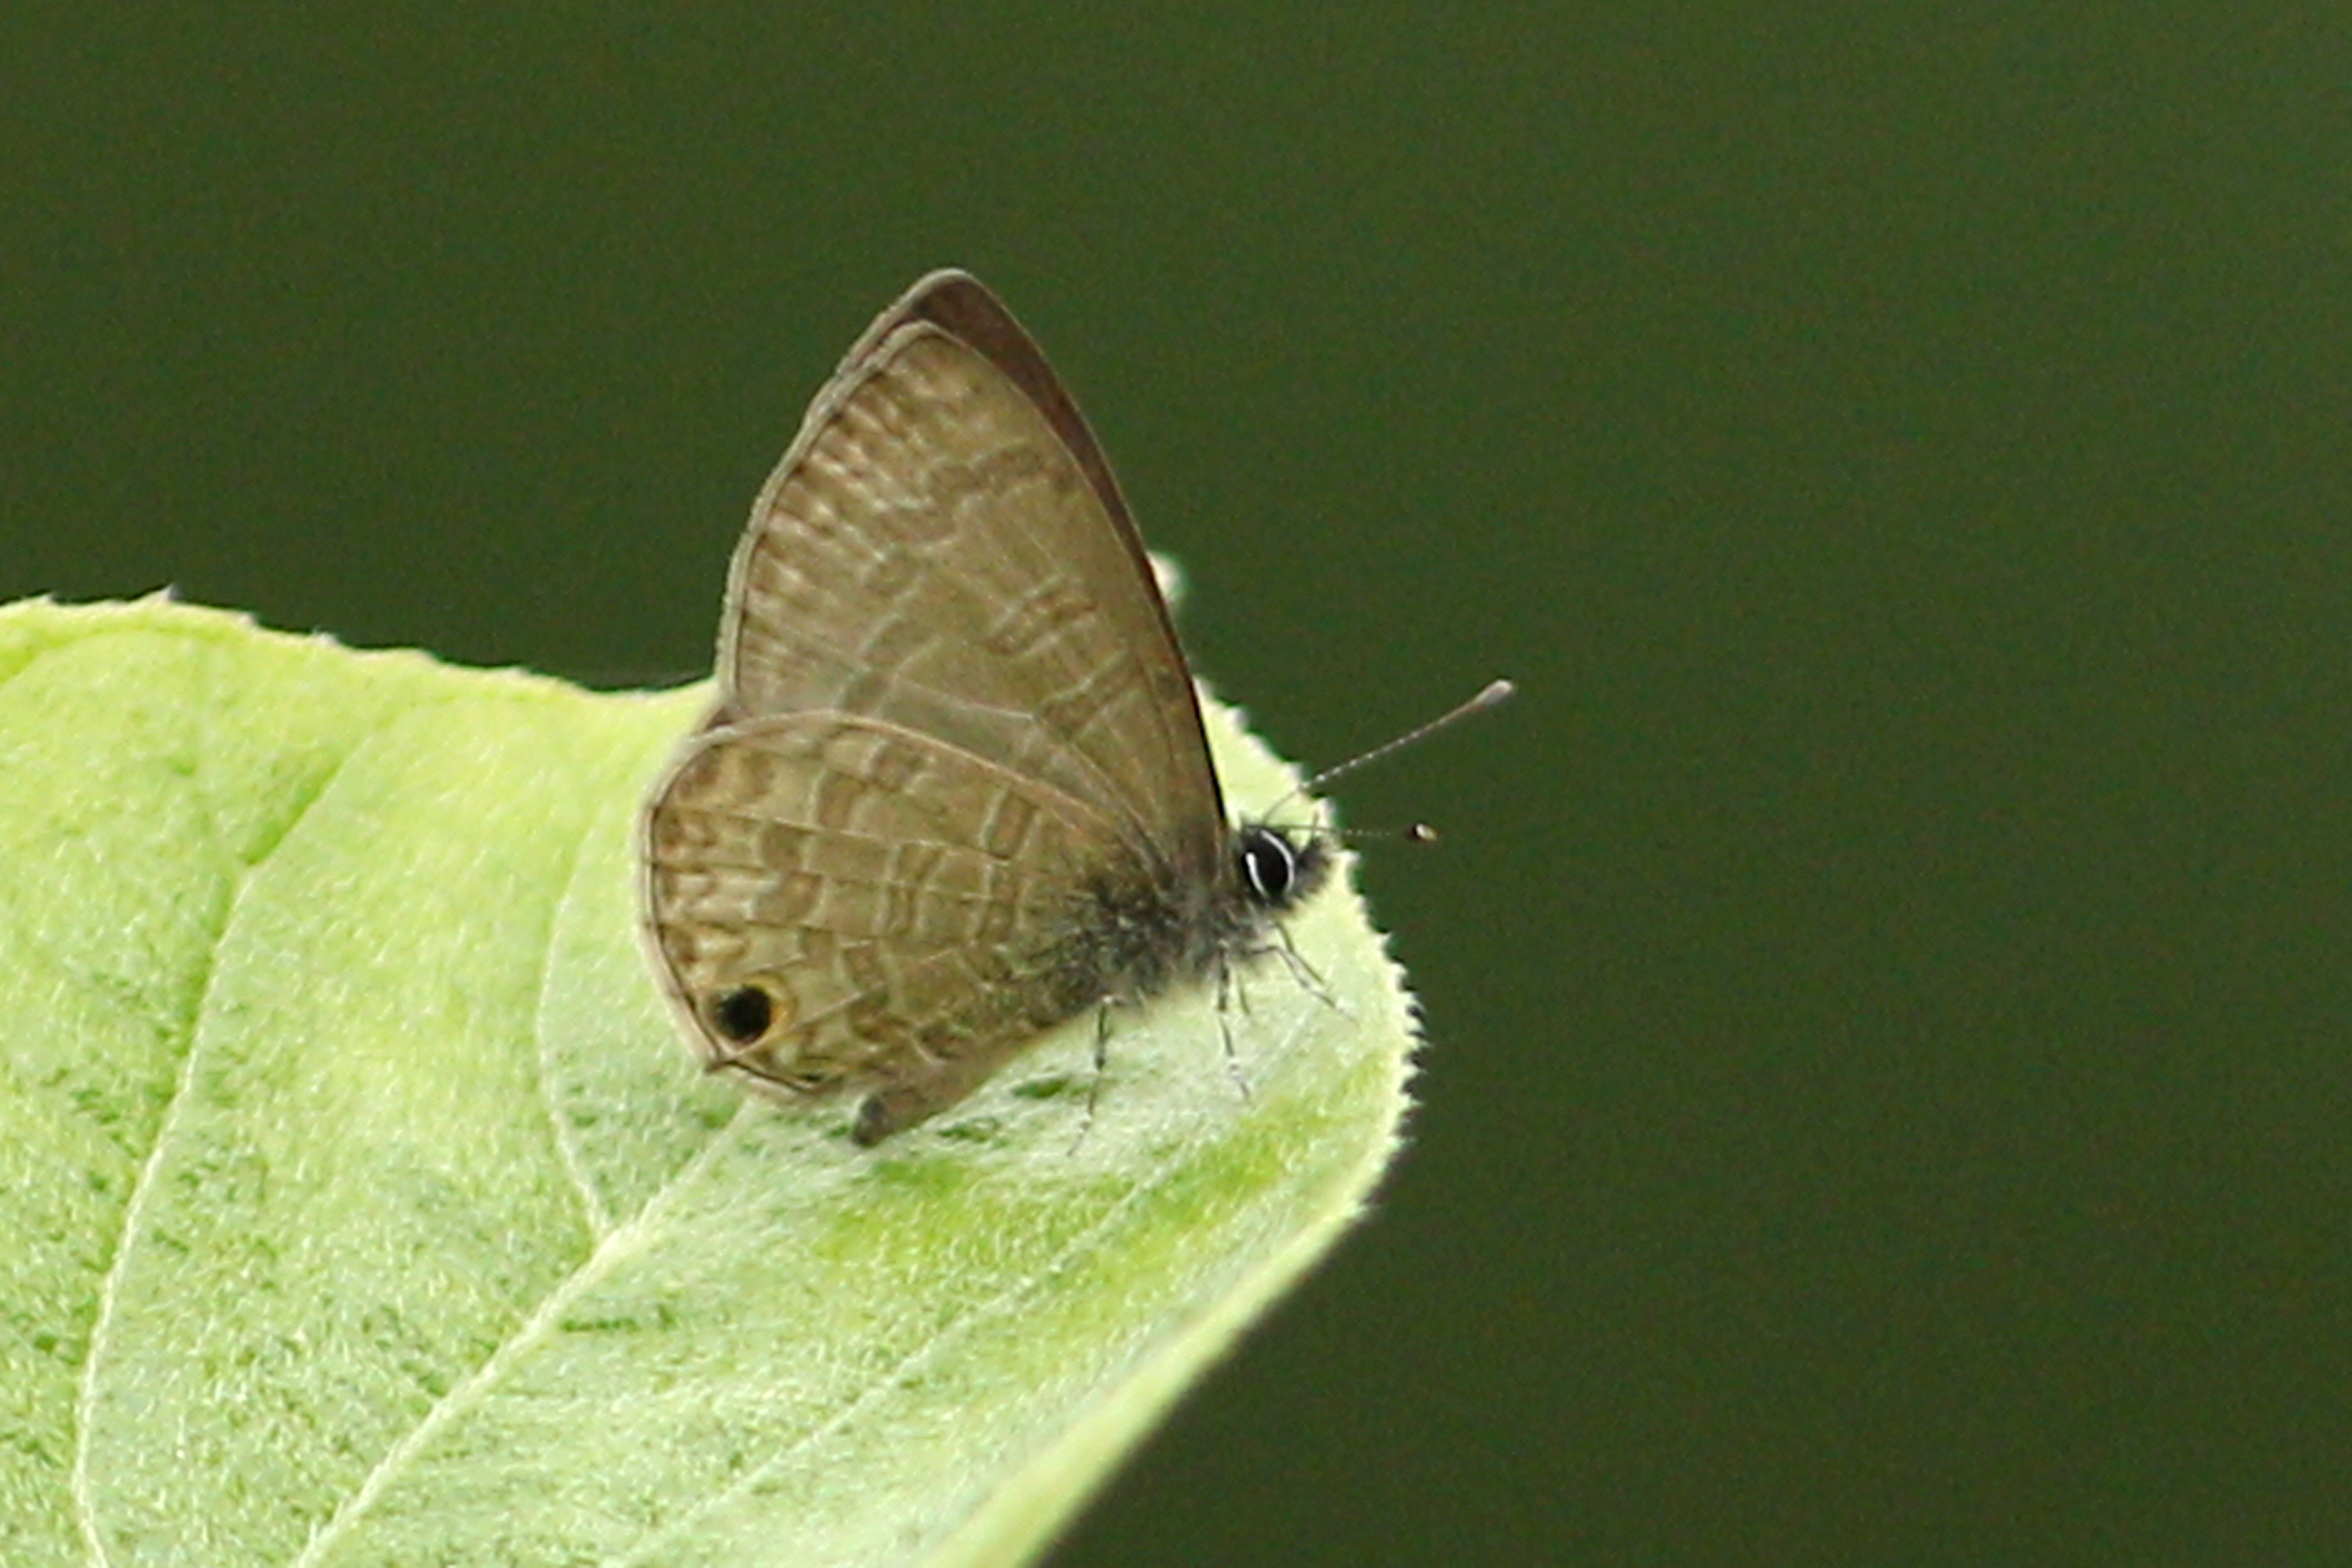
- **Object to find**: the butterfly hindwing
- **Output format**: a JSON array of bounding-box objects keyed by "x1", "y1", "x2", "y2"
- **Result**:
[{"x1": 643, "y1": 711, "x2": 1138, "y2": 1121}]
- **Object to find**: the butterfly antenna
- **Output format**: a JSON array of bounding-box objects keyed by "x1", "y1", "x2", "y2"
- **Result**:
[
  {"x1": 1267, "y1": 678, "x2": 1516, "y2": 819},
  {"x1": 1302, "y1": 821, "x2": 1440, "y2": 846}
]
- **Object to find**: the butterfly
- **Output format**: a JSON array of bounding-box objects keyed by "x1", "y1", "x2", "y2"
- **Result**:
[{"x1": 639, "y1": 270, "x2": 1335, "y2": 1144}]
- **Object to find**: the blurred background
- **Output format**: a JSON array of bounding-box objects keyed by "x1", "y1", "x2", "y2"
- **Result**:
[{"x1": 6, "y1": 7, "x2": 2347, "y2": 1564}]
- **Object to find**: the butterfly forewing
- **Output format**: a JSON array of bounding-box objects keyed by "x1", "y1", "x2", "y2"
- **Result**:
[{"x1": 718, "y1": 284, "x2": 1224, "y2": 882}]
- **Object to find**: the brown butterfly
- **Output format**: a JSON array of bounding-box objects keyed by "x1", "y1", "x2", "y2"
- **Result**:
[{"x1": 639, "y1": 270, "x2": 1335, "y2": 1144}]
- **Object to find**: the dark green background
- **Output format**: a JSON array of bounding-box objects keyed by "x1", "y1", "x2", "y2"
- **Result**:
[{"x1": 7, "y1": 8, "x2": 2346, "y2": 1565}]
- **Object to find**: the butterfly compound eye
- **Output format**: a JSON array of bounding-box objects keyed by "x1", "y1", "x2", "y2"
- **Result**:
[{"x1": 1237, "y1": 825, "x2": 1298, "y2": 906}]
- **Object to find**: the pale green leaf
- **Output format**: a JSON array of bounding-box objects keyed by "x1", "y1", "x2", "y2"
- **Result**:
[{"x1": 0, "y1": 595, "x2": 1415, "y2": 1568}]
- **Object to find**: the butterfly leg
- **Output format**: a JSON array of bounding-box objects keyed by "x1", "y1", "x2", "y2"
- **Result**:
[
  {"x1": 1270, "y1": 924, "x2": 1340, "y2": 1011},
  {"x1": 1213, "y1": 960, "x2": 1254, "y2": 1103},
  {"x1": 1075, "y1": 1002, "x2": 1115, "y2": 1129}
]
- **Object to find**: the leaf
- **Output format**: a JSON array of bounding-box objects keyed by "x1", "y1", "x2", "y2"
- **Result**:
[{"x1": 0, "y1": 595, "x2": 1416, "y2": 1568}]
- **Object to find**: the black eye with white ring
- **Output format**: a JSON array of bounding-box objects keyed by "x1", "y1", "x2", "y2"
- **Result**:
[{"x1": 1237, "y1": 825, "x2": 1298, "y2": 906}]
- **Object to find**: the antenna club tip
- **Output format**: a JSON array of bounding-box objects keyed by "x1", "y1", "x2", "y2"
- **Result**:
[
  {"x1": 1478, "y1": 677, "x2": 1517, "y2": 707},
  {"x1": 1407, "y1": 822, "x2": 1440, "y2": 845}
]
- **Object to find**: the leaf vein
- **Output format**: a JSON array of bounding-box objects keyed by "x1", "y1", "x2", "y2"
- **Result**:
[
  {"x1": 67, "y1": 710, "x2": 370, "y2": 1568},
  {"x1": 285, "y1": 1102, "x2": 760, "y2": 1568}
]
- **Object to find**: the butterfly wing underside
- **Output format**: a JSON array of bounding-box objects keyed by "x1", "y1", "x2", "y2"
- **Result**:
[
  {"x1": 644, "y1": 710, "x2": 1130, "y2": 1135},
  {"x1": 722, "y1": 271, "x2": 1224, "y2": 871},
  {"x1": 642, "y1": 271, "x2": 1230, "y2": 1139}
]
